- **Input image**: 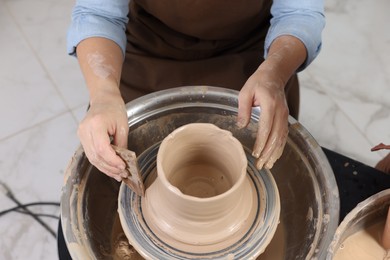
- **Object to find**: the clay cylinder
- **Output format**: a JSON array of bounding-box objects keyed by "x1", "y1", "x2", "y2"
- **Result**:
[{"x1": 141, "y1": 123, "x2": 256, "y2": 252}]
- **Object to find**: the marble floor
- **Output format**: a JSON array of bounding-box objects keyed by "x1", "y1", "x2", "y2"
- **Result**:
[{"x1": 0, "y1": 0, "x2": 389, "y2": 259}]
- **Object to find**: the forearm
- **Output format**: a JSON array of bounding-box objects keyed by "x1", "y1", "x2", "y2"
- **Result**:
[
  {"x1": 266, "y1": 0, "x2": 325, "y2": 70},
  {"x1": 75, "y1": 37, "x2": 129, "y2": 179},
  {"x1": 76, "y1": 37, "x2": 124, "y2": 104},
  {"x1": 262, "y1": 35, "x2": 307, "y2": 87}
]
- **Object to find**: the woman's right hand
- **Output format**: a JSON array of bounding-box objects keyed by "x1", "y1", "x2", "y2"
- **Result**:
[
  {"x1": 75, "y1": 36, "x2": 128, "y2": 181},
  {"x1": 77, "y1": 90, "x2": 129, "y2": 181}
]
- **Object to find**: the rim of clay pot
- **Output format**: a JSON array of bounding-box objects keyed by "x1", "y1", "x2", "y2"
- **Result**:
[
  {"x1": 327, "y1": 188, "x2": 390, "y2": 259},
  {"x1": 156, "y1": 123, "x2": 248, "y2": 202}
]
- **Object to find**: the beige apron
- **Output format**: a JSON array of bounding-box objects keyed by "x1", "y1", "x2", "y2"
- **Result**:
[{"x1": 121, "y1": 0, "x2": 299, "y2": 118}]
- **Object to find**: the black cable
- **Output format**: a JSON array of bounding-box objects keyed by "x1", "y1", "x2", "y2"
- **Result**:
[
  {"x1": 0, "y1": 201, "x2": 61, "y2": 220},
  {"x1": 0, "y1": 182, "x2": 59, "y2": 238},
  {"x1": 0, "y1": 202, "x2": 60, "y2": 216},
  {"x1": 15, "y1": 210, "x2": 60, "y2": 220}
]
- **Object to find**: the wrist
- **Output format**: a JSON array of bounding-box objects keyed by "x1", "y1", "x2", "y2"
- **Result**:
[
  {"x1": 265, "y1": 35, "x2": 307, "y2": 85},
  {"x1": 256, "y1": 60, "x2": 287, "y2": 90},
  {"x1": 89, "y1": 81, "x2": 123, "y2": 106}
]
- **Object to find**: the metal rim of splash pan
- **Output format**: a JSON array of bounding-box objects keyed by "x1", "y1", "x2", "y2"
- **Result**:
[{"x1": 61, "y1": 85, "x2": 340, "y2": 260}]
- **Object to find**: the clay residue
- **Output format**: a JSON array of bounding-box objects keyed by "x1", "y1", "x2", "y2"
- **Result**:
[
  {"x1": 66, "y1": 243, "x2": 90, "y2": 260},
  {"x1": 113, "y1": 233, "x2": 144, "y2": 260},
  {"x1": 306, "y1": 207, "x2": 313, "y2": 221},
  {"x1": 87, "y1": 51, "x2": 115, "y2": 79},
  {"x1": 111, "y1": 212, "x2": 144, "y2": 260}
]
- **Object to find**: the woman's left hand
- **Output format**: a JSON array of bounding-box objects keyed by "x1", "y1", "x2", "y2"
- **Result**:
[
  {"x1": 237, "y1": 63, "x2": 289, "y2": 170},
  {"x1": 237, "y1": 35, "x2": 307, "y2": 170}
]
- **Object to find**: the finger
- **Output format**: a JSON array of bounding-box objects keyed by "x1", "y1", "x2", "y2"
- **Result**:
[
  {"x1": 91, "y1": 128, "x2": 127, "y2": 173},
  {"x1": 376, "y1": 153, "x2": 390, "y2": 174},
  {"x1": 84, "y1": 141, "x2": 126, "y2": 178},
  {"x1": 252, "y1": 100, "x2": 274, "y2": 159},
  {"x1": 264, "y1": 128, "x2": 288, "y2": 169},
  {"x1": 255, "y1": 135, "x2": 276, "y2": 169},
  {"x1": 79, "y1": 138, "x2": 123, "y2": 181},
  {"x1": 237, "y1": 86, "x2": 253, "y2": 129},
  {"x1": 256, "y1": 108, "x2": 288, "y2": 169},
  {"x1": 94, "y1": 160, "x2": 125, "y2": 182}
]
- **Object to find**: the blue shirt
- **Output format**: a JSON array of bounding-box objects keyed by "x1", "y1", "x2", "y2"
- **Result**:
[{"x1": 67, "y1": 0, "x2": 325, "y2": 70}]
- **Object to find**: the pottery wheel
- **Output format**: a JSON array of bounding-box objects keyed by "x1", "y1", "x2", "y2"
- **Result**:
[
  {"x1": 118, "y1": 142, "x2": 280, "y2": 259},
  {"x1": 60, "y1": 86, "x2": 339, "y2": 260}
]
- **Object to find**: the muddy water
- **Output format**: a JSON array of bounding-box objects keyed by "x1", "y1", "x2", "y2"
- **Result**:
[{"x1": 334, "y1": 220, "x2": 390, "y2": 260}]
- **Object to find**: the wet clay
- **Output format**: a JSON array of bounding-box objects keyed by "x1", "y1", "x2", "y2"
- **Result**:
[
  {"x1": 168, "y1": 161, "x2": 233, "y2": 198},
  {"x1": 157, "y1": 123, "x2": 243, "y2": 198},
  {"x1": 140, "y1": 123, "x2": 261, "y2": 253},
  {"x1": 334, "y1": 220, "x2": 390, "y2": 260},
  {"x1": 111, "y1": 214, "x2": 144, "y2": 260}
]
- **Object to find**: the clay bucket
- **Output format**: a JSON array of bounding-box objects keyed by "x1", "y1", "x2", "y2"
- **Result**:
[
  {"x1": 141, "y1": 123, "x2": 257, "y2": 253},
  {"x1": 327, "y1": 189, "x2": 390, "y2": 259}
]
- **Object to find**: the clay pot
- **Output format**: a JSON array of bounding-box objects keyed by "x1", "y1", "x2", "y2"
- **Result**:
[{"x1": 141, "y1": 123, "x2": 255, "y2": 252}]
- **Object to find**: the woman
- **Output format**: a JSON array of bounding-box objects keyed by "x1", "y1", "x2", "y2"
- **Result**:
[{"x1": 67, "y1": 0, "x2": 325, "y2": 181}]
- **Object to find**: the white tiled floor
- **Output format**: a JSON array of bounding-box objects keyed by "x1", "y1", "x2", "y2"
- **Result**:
[{"x1": 0, "y1": 0, "x2": 389, "y2": 259}]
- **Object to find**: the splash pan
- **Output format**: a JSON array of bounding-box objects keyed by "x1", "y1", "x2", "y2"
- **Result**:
[{"x1": 61, "y1": 86, "x2": 339, "y2": 259}]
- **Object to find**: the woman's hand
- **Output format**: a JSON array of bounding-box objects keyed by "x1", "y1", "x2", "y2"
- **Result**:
[
  {"x1": 237, "y1": 35, "x2": 307, "y2": 170},
  {"x1": 238, "y1": 64, "x2": 289, "y2": 170},
  {"x1": 78, "y1": 90, "x2": 129, "y2": 181},
  {"x1": 75, "y1": 37, "x2": 128, "y2": 180}
]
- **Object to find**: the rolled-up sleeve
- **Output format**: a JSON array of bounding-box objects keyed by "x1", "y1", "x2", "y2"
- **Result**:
[
  {"x1": 264, "y1": 0, "x2": 325, "y2": 71},
  {"x1": 67, "y1": 0, "x2": 129, "y2": 57}
]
